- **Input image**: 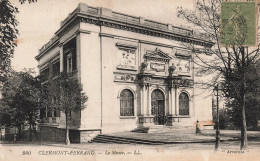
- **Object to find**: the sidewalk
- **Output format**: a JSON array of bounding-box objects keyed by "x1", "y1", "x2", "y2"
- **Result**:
[
  {"x1": 1, "y1": 129, "x2": 259, "y2": 146},
  {"x1": 102, "y1": 129, "x2": 239, "y2": 144}
]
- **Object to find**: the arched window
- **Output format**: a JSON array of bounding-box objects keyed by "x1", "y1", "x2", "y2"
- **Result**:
[
  {"x1": 179, "y1": 92, "x2": 189, "y2": 115},
  {"x1": 120, "y1": 89, "x2": 134, "y2": 116}
]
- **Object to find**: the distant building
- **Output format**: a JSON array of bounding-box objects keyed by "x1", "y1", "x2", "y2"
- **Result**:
[{"x1": 35, "y1": 3, "x2": 214, "y2": 143}]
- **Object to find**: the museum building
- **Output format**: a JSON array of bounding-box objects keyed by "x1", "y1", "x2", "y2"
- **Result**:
[{"x1": 35, "y1": 3, "x2": 214, "y2": 143}]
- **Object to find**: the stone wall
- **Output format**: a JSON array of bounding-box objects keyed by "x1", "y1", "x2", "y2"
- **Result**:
[
  {"x1": 39, "y1": 126, "x2": 65, "y2": 143},
  {"x1": 39, "y1": 126, "x2": 100, "y2": 143},
  {"x1": 80, "y1": 130, "x2": 101, "y2": 143}
]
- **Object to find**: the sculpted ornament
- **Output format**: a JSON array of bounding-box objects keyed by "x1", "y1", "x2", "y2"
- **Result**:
[
  {"x1": 168, "y1": 63, "x2": 176, "y2": 76},
  {"x1": 140, "y1": 62, "x2": 148, "y2": 73}
]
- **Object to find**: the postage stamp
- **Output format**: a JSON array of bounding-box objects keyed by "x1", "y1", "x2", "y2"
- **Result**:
[{"x1": 221, "y1": 1, "x2": 257, "y2": 46}]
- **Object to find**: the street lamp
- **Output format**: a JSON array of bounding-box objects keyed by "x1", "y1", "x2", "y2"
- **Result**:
[{"x1": 213, "y1": 84, "x2": 222, "y2": 151}]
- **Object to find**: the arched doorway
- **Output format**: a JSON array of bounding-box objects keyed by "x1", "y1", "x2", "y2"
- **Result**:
[{"x1": 151, "y1": 89, "x2": 165, "y2": 125}]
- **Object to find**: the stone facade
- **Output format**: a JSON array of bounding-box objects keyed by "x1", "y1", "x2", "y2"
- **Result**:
[{"x1": 36, "y1": 3, "x2": 214, "y2": 143}]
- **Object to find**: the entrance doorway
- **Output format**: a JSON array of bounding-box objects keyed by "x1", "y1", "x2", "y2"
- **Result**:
[{"x1": 151, "y1": 89, "x2": 165, "y2": 125}]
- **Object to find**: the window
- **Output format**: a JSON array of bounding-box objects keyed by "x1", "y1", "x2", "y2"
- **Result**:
[
  {"x1": 120, "y1": 89, "x2": 134, "y2": 116},
  {"x1": 40, "y1": 107, "x2": 46, "y2": 119},
  {"x1": 63, "y1": 38, "x2": 76, "y2": 73},
  {"x1": 52, "y1": 60, "x2": 60, "y2": 77},
  {"x1": 47, "y1": 107, "x2": 52, "y2": 117},
  {"x1": 40, "y1": 67, "x2": 49, "y2": 81},
  {"x1": 53, "y1": 109, "x2": 60, "y2": 117},
  {"x1": 179, "y1": 92, "x2": 189, "y2": 115},
  {"x1": 67, "y1": 54, "x2": 72, "y2": 73}
]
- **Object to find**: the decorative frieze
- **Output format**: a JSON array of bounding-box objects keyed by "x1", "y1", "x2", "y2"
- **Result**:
[
  {"x1": 114, "y1": 72, "x2": 137, "y2": 83},
  {"x1": 168, "y1": 76, "x2": 194, "y2": 88},
  {"x1": 150, "y1": 62, "x2": 165, "y2": 72}
]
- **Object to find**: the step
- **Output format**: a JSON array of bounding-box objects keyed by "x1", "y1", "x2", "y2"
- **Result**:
[
  {"x1": 95, "y1": 136, "x2": 160, "y2": 145},
  {"x1": 131, "y1": 126, "x2": 194, "y2": 134},
  {"x1": 91, "y1": 138, "x2": 161, "y2": 145},
  {"x1": 130, "y1": 127, "x2": 149, "y2": 133},
  {"x1": 92, "y1": 138, "x2": 131, "y2": 144},
  {"x1": 90, "y1": 135, "x2": 163, "y2": 145}
]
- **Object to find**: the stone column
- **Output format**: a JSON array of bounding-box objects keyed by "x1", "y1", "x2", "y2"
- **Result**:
[
  {"x1": 59, "y1": 43, "x2": 63, "y2": 72},
  {"x1": 171, "y1": 87, "x2": 176, "y2": 115},
  {"x1": 147, "y1": 85, "x2": 150, "y2": 115},
  {"x1": 143, "y1": 85, "x2": 147, "y2": 116},
  {"x1": 140, "y1": 86, "x2": 145, "y2": 115},
  {"x1": 76, "y1": 32, "x2": 81, "y2": 82},
  {"x1": 175, "y1": 86, "x2": 179, "y2": 115},
  {"x1": 167, "y1": 86, "x2": 176, "y2": 126},
  {"x1": 168, "y1": 88, "x2": 172, "y2": 115}
]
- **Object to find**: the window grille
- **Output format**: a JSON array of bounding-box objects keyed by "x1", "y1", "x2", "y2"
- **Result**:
[
  {"x1": 120, "y1": 89, "x2": 134, "y2": 116},
  {"x1": 179, "y1": 92, "x2": 189, "y2": 115}
]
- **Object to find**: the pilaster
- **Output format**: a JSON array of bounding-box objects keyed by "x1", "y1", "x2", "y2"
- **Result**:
[
  {"x1": 175, "y1": 86, "x2": 179, "y2": 115},
  {"x1": 59, "y1": 43, "x2": 63, "y2": 72},
  {"x1": 76, "y1": 32, "x2": 81, "y2": 82},
  {"x1": 147, "y1": 85, "x2": 151, "y2": 115},
  {"x1": 138, "y1": 73, "x2": 154, "y2": 126}
]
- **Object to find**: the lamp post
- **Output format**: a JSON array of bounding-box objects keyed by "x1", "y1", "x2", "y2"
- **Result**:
[{"x1": 214, "y1": 84, "x2": 221, "y2": 151}]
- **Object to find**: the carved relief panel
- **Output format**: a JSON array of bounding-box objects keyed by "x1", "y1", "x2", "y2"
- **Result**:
[
  {"x1": 175, "y1": 53, "x2": 192, "y2": 75},
  {"x1": 116, "y1": 43, "x2": 137, "y2": 70}
]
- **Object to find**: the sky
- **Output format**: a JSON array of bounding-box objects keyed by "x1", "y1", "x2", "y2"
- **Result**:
[{"x1": 10, "y1": 0, "x2": 195, "y2": 73}]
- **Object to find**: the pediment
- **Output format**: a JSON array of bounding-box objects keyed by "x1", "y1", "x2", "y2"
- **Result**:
[{"x1": 144, "y1": 48, "x2": 172, "y2": 62}]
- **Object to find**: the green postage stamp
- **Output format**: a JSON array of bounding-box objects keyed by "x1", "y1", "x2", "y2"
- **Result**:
[{"x1": 221, "y1": 1, "x2": 257, "y2": 46}]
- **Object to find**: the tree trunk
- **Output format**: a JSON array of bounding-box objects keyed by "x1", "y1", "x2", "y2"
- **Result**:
[
  {"x1": 240, "y1": 79, "x2": 248, "y2": 150},
  {"x1": 33, "y1": 124, "x2": 38, "y2": 141},
  {"x1": 17, "y1": 126, "x2": 22, "y2": 141},
  {"x1": 65, "y1": 113, "x2": 70, "y2": 145},
  {"x1": 253, "y1": 116, "x2": 258, "y2": 130},
  {"x1": 29, "y1": 123, "x2": 32, "y2": 141}
]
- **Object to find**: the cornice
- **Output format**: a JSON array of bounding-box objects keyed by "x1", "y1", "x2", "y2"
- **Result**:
[
  {"x1": 75, "y1": 29, "x2": 91, "y2": 35},
  {"x1": 36, "y1": 3, "x2": 215, "y2": 60},
  {"x1": 35, "y1": 40, "x2": 59, "y2": 61},
  {"x1": 38, "y1": 52, "x2": 60, "y2": 69},
  {"x1": 77, "y1": 15, "x2": 214, "y2": 48}
]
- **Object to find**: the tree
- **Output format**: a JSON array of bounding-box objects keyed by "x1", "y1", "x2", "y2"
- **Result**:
[
  {"x1": 0, "y1": 0, "x2": 36, "y2": 83},
  {"x1": 0, "y1": 0, "x2": 19, "y2": 82},
  {"x1": 0, "y1": 69, "x2": 46, "y2": 140},
  {"x1": 47, "y1": 72, "x2": 88, "y2": 145},
  {"x1": 226, "y1": 60, "x2": 260, "y2": 130},
  {"x1": 177, "y1": 0, "x2": 260, "y2": 149}
]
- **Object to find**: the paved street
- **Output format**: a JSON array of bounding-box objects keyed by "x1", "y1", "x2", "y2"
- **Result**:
[{"x1": 1, "y1": 140, "x2": 260, "y2": 161}]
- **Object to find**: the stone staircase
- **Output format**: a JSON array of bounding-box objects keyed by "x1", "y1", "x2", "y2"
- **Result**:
[
  {"x1": 90, "y1": 125, "x2": 199, "y2": 145},
  {"x1": 131, "y1": 124, "x2": 194, "y2": 133},
  {"x1": 148, "y1": 125, "x2": 173, "y2": 133},
  {"x1": 89, "y1": 134, "x2": 163, "y2": 145}
]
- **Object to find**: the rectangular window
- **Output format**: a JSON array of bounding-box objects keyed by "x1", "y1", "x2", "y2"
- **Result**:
[
  {"x1": 63, "y1": 38, "x2": 77, "y2": 73},
  {"x1": 40, "y1": 67, "x2": 50, "y2": 81},
  {"x1": 47, "y1": 107, "x2": 52, "y2": 117},
  {"x1": 53, "y1": 109, "x2": 60, "y2": 117},
  {"x1": 40, "y1": 107, "x2": 46, "y2": 119},
  {"x1": 52, "y1": 60, "x2": 60, "y2": 77}
]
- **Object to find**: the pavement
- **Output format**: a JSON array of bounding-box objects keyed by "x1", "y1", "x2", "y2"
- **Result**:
[
  {"x1": 102, "y1": 129, "x2": 260, "y2": 143},
  {"x1": 1, "y1": 129, "x2": 260, "y2": 149},
  {"x1": 1, "y1": 130, "x2": 260, "y2": 161}
]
